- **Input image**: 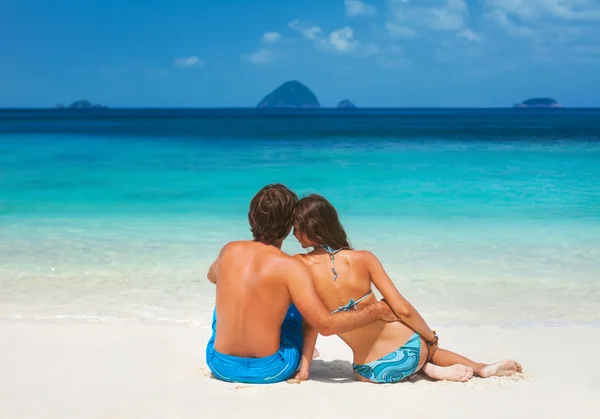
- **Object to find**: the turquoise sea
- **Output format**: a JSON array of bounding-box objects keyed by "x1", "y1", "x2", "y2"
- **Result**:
[{"x1": 1, "y1": 109, "x2": 599, "y2": 326}]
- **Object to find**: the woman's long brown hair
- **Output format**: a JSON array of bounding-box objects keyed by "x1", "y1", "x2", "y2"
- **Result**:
[{"x1": 292, "y1": 194, "x2": 352, "y2": 250}]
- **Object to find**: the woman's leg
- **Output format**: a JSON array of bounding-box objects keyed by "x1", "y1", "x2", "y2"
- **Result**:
[
  {"x1": 418, "y1": 339, "x2": 473, "y2": 382},
  {"x1": 431, "y1": 348, "x2": 522, "y2": 378},
  {"x1": 421, "y1": 363, "x2": 473, "y2": 382}
]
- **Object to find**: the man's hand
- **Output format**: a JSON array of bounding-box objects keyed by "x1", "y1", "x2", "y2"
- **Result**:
[{"x1": 378, "y1": 299, "x2": 400, "y2": 322}]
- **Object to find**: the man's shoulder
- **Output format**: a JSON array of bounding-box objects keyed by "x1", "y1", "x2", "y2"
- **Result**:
[
  {"x1": 220, "y1": 241, "x2": 296, "y2": 262},
  {"x1": 220, "y1": 240, "x2": 254, "y2": 253},
  {"x1": 266, "y1": 249, "x2": 297, "y2": 265},
  {"x1": 264, "y1": 251, "x2": 306, "y2": 279}
]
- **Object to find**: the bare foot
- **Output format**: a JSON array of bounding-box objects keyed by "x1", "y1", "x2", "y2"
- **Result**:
[
  {"x1": 313, "y1": 348, "x2": 320, "y2": 359},
  {"x1": 422, "y1": 363, "x2": 473, "y2": 382},
  {"x1": 479, "y1": 360, "x2": 522, "y2": 378}
]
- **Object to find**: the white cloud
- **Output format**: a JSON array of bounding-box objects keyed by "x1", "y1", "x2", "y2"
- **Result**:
[
  {"x1": 487, "y1": 10, "x2": 537, "y2": 38},
  {"x1": 323, "y1": 27, "x2": 378, "y2": 56},
  {"x1": 398, "y1": 0, "x2": 468, "y2": 30},
  {"x1": 483, "y1": 1, "x2": 600, "y2": 49},
  {"x1": 247, "y1": 48, "x2": 274, "y2": 65},
  {"x1": 345, "y1": 0, "x2": 377, "y2": 17},
  {"x1": 288, "y1": 18, "x2": 381, "y2": 58},
  {"x1": 486, "y1": 0, "x2": 600, "y2": 22},
  {"x1": 386, "y1": 0, "x2": 469, "y2": 37},
  {"x1": 174, "y1": 56, "x2": 205, "y2": 69},
  {"x1": 262, "y1": 32, "x2": 281, "y2": 43},
  {"x1": 329, "y1": 27, "x2": 357, "y2": 52},
  {"x1": 385, "y1": 22, "x2": 418, "y2": 38},
  {"x1": 485, "y1": 0, "x2": 547, "y2": 21},
  {"x1": 427, "y1": 0, "x2": 469, "y2": 30},
  {"x1": 457, "y1": 28, "x2": 481, "y2": 42},
  {"x1": 288, "y1": 20, "x2": 324, "y2": 40},
  {"x1": 289, "y1": 20, "x2": 375, "y2": 56}
]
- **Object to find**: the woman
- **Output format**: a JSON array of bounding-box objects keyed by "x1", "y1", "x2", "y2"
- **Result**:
[{"x1": 291, "y1": 194, "x2": 522, "y2": 384}]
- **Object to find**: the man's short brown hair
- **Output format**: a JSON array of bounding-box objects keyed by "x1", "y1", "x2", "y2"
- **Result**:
[{"x1": 248, "y1": 184, "x2": 298, "y2": 243}]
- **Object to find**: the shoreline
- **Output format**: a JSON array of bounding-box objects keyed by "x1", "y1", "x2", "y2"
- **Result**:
[
  {"x1": 1, "y1": 321, "x2": 598, "y2": 419},
  {"x1": 2, "y1": 315, "x2": 600, "y2": 329}
]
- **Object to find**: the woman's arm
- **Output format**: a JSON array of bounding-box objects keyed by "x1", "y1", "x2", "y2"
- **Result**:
[
  {"x1": 207, "y1": 257, "x2": 218, "y2": 284},
  {"x1": 362, "y1": 251, "x2": 438, "y2": 359},
  {"x1": 294, "y1": 321, "x2": 319, "y2": 381},
  {"x1": 207, "y1": 244, "x2": 230, "y2": 284}
]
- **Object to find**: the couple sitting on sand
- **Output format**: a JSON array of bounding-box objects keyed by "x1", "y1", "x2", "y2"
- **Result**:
[{"x1": 205, "y1": 184, "x2": 521, "y2": 384}]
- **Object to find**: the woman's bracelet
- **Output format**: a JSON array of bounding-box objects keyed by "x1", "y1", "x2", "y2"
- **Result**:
[{"x1": 426, "y1": 330, "x2": 438, "y2": 347}]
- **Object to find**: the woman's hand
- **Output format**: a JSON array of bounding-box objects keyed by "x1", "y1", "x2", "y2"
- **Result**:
[
  {"x1": 295, "y1": 368, "x2": 310, "y2": 381},
  {"x1": 287, "y1": 320, "x2": 317, "y2": 384},
  {"x1": 426, "y1": 342, "x2": 438, "y2": 362},
  {"x1": 287, "y1": 368, "x2": 310, "y2": 383}
]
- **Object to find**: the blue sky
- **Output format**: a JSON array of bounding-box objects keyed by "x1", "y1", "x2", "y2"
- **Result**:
[{"x1": 1, "y1": 0, "x2": 599, "y2": 107}]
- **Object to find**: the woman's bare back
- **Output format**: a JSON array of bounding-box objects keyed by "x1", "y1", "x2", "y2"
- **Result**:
[{"x1": 296, "y1": 249, "x2": 417, "y2": 364}]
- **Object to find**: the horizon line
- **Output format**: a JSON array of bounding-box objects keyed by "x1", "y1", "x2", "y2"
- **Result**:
[{"x1": 2, "y1": 106, "x2": 600, "y2": 110}]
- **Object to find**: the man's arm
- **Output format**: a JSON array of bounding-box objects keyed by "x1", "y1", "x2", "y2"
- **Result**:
[{"x1": 285, "y1": 259, "x2": 396, "y2": 336}]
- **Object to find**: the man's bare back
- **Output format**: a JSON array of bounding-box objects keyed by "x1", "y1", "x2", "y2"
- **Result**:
[{"x1": 209, "y1": 240, "x2": 299, "y2": 357}]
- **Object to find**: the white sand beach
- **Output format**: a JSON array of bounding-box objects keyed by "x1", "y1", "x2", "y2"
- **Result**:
[{"x1": 1, "y1": 321, "x2": 598, "y2": 419}]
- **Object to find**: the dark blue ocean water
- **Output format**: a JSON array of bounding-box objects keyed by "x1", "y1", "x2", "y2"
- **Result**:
[{"x1": 2, "y1": 108, "x2": 600, "y2": 138}]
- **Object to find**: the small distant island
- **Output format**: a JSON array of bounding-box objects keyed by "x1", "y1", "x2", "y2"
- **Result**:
[
  {"x1": 337, "y1": 99, "x2": 357, "y2": 109},
  {"x1": 513, "y1": 98, "x2": 562, "y2": 109},
  {"x1": 257, "y1": 81, "x2": 321, "y2": 108},
  {"x1": 55, "y1": 100, "x2": 107, "y2": 109}
]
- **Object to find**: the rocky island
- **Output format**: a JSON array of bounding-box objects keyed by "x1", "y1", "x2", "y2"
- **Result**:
[
  {"x1": 257, "y1": 80, "x2": 321, "y2": 108},
  {"x1": 56, "y1": 100, "x2": 107, "y2": 109},
  {"x1": 513, "y1": 98, "x2": 562, "y2": 108},
  {"x1": 337, "y1": 99, "x2": 357, "y2": 109}
]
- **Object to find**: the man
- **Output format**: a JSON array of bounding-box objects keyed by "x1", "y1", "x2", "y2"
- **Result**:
[{"x1": 205, "y1": 183, "x2": 396, "y2": 384}]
